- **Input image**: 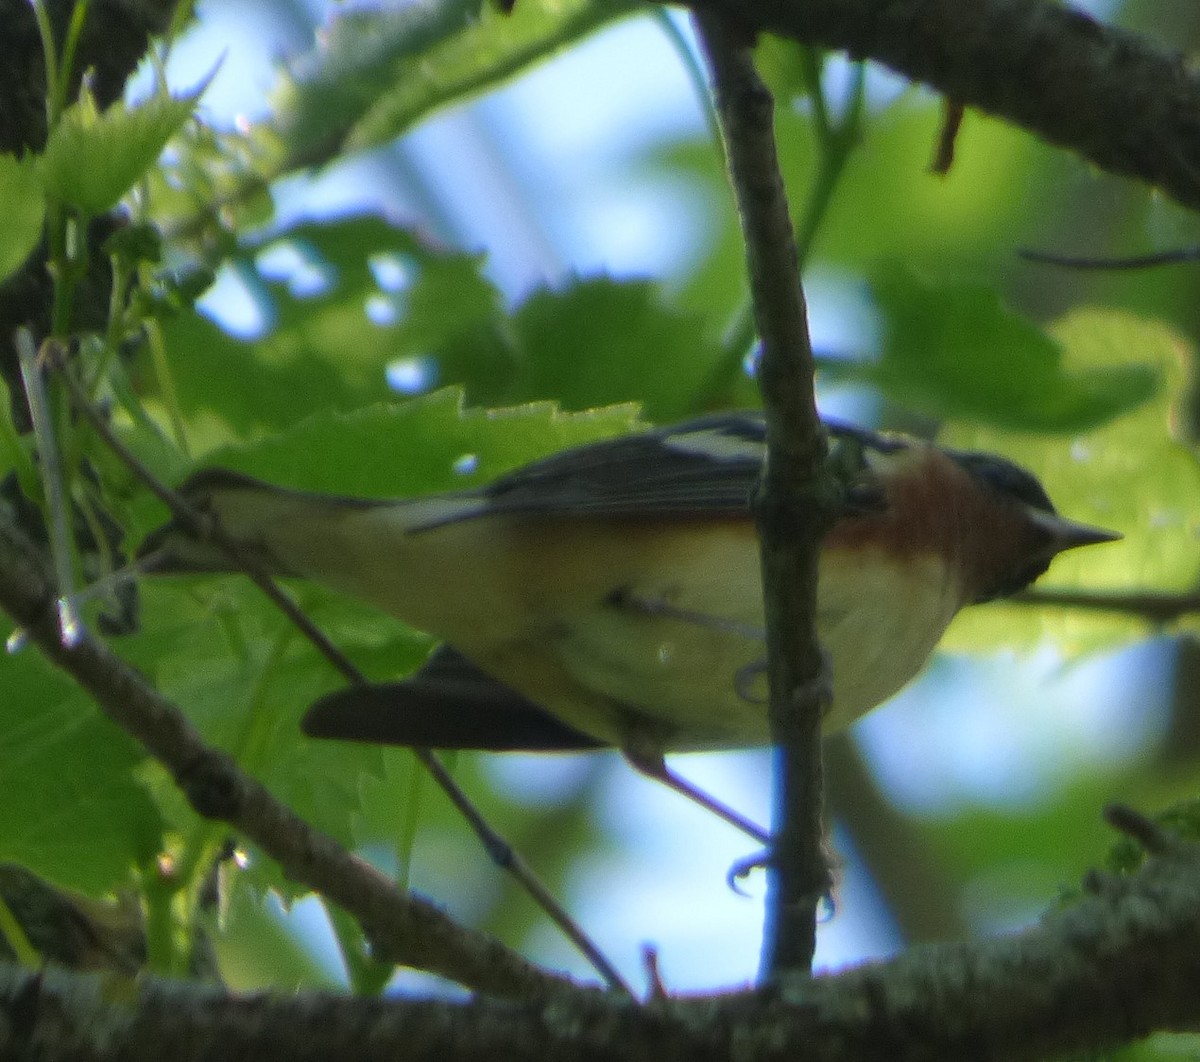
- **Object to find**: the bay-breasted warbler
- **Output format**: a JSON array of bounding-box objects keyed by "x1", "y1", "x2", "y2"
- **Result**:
[{"x1": 142, "y1": 413, "x2": 1119, "y2": 774}]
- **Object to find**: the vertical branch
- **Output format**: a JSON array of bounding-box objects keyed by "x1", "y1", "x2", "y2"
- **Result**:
[{"x1": 694, "y1": 17, "x2": 836, "y2": 977}]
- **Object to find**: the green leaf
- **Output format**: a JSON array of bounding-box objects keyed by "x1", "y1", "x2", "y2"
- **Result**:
[
  {"x1": 268, "y1": 0, "x2": 637, "y2": 170},
  {"x1": 0, "y1": 373, "x2": 34, "y2": 485},
  {"x1": 152, "y1": 214, "x2": 503, "y2": 443},
  {"x1": 842, "y1": 263, "x2": 1159, "y2": 432},
  {"x1": 123, "y1": 577, "x2": 425, "y2": 902},
  {"x1": 508, "y1": 276, "x2": 725, "y2": 421},
  {"x1": 0, "y1": 643, "x2": 162, "y2": 896},
  {"x1": 213, "y1": 877, "x2": 345, "y2": 990},
  {"x1": 154, "y1": 216, "x2": 713, "y2": 451},
  {"x1": 659, "y1": 96, "x2": 1043, "y2": 312},
  {"x1": 799, "y1": 103, "x2": 1043, "y2": 269},
  {"x1": 1107, "y1": 1033, "x2": 1200, "y2": 1062},
  {"x1": 941, "y1": 309, "x2": 1199, "y2": 654},
  {"x1": 0, "y1": 154, "x2": 45, "y2": 285},
  {"x1": 40, "y1": 84, "x2": 205, "y2": 215},
  {"x1": 168, "y1": 387, "x2": 641, "y2": 499},
  {"x1": 434, "y1": 275, "x2": 727, "y2": 421}
]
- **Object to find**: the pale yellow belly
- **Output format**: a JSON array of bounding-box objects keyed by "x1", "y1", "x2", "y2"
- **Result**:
[
  {"x1": 541, "y1": 541, "x2": 963, "y2": 749},
  {"x1": 265, "y1": 506, "x2": 963, "y2": 751}
]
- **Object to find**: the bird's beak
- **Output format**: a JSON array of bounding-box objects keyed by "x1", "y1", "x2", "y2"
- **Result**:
[{"x1": 1030, "y1": 510, "x2": 1122, "y2": 555}]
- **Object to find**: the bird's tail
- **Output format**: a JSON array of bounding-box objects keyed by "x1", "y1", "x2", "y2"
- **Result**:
[
  {"x1": 139, "y1": 470, "x2": 325, "y2": 574},
  {"x1": 138, "y1": 469, "x2": 480, "y2": 577}
]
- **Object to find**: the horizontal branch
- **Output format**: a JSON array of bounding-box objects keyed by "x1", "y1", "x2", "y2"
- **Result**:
[
  {"x1": 1018, "y1": 585, "x2": 1200, "y2": 624},
  {"x1": 686, "y1": 0, "x2": 1200, "y2": 213},
  {"x1": 4, "y1": 808, "x2": 1200, "y2": 1061},
  {"x1": 0, "y1": 512, "x2": 571, "y2": 1001}
]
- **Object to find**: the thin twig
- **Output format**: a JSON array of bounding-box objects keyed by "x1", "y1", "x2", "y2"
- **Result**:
[
  {"x1": 1104, "y1": 804, "x2": 1170, "y2": 856},
  {"x1": 1016, "y1": 586, "x2": 1200, "y2": 624},
  {"x1": 1019, "y1": 247, "x2": 1200, "y2": 270},
  {"x1": 50, "y1": 348, "x2": 631, "y2": 995},
  {"x1": 14, "y1": 330, "x2": 82, "y2": 648},
  {"x1": 930, "y1": 98, "x2": 965, "y2": 176},
  {"x1": 693, "y1": 16, "x2": 834, "y2": 978}
]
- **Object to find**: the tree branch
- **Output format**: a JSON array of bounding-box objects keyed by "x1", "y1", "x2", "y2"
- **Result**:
[
  {"x1": 1018, "y1": 585, "x2": 1200, "y2": 624},
  {"x1": 694, "y1": 17, "x2": 836, "y2": 977},
  {"x1": 686, "y1": 0, "x2": 1200, "y2": 214},
  {"x1": 4, "y1": 808, "x2": 1200, "y2": 1061},
  {"x1": 0, "y1": 512, "x2": 573, "y2": 1001}
]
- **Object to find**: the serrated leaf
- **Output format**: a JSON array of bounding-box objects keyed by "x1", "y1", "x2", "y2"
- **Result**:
[
  {"x1": 212, "y1": 879, "x2": 344, "y2": 990},
  {"x1": 269, "y1": 0, "x2": 636, "y2": 170},
  {"x1": 0, "y1": 642, "x2": 163, "y2": 895},
  {"x1": 503, "y1": 276, "x2": 725, "y2": 421},
  {"x1": 123, "y1": 577, "x2": 422, "y2": 901},
  {"x1": 0, "y1": 154, "x2": 45, "y2": 285},
  {"x1": 169, "y1": 387, "x2": 641, "y2": 499},
  {"x1": 838, "y1": 264, "x2": 1159, "y2": 432},
  {"x1": 425, "y1": 275, "x2": 726, "y2": 419},
  {"x1": 155, "y1": 217, "x2": 709, "y2": 453},
  {"x1": 40, "y1": 83, "x2": 206, "y2": 215},
  {"x1": 940, "y1": 309, "x2": 1198, "y2": 654}
]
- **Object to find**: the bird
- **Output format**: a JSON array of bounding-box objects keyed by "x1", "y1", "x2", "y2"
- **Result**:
[{"x1": 141, "y1": 412, "x2": 1118, "y2": 834}]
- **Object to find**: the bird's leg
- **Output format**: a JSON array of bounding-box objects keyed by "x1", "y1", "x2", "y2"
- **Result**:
[
  {"x1": 603, "y1": 591, "x2": 771, "y2": 841},
  {"x1": 621, "y1": 742, "x2": 770, "y2": 845}
]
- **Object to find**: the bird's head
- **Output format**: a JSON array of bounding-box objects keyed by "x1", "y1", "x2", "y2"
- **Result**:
[
  {"x1": 824, "y1": 428, "x2": 1120, "y2": 607},
  {"x1": 939, "y1": 447, "x2": 1120, "y2": 603}
]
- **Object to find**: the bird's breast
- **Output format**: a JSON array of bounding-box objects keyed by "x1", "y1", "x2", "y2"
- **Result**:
[
  {"x1": 535, "y1": 527, "x2": 965, "y2": 749},
  {"x1": 274, "y1": 506, "x2": 966, "y2": 750},
  {"x1": 816, "y1": 549, "x2": 963, "y2": 731}
]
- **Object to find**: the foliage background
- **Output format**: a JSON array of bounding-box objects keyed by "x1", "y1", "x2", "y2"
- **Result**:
[{"x1": 2, "y1": 0, "x2": 1200, "y2": 1048}]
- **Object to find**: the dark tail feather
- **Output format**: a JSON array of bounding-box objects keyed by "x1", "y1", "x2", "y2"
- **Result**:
[{"x1": 303, "y1": 645, "x2": 605, "y2": 752}]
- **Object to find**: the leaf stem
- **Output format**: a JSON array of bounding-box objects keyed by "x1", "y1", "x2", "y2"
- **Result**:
[
  {"x1": 654, "y1": 9, "x2": 724, "y2": 164},
  {"x1": 793, "y1": 57, "x2": 865, "y2": 267},
  {"x1": 142, "y1": 858, "x2": 183, "y2": 976},
  {"x1": 143, "y1": 315, "x2": 192, "y2": 457},
  {"x1": 57, "y1": 0, "x2": 94, "y2": 120},
  {"x1": 327, "y1": 903, "x2": 393, "y2": 996},
  {"x1": 29, "y1": 0, "x2": 60, "y2": 131},
  {"x1": 0, "y1": 894, "x2": 41, "y2": 968},
  {"x1": 15, "y1": 331, "x2": 81, "y2": 647},
  {"x1": 704, "y1": 53, "x2": 866, "y2": 404}
]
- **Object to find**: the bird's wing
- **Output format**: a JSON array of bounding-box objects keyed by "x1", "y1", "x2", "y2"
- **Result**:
[
  {"x1": 414, "y1": 412, "x2": 891, "y2": 529},
  {"x1": 302, "y1": 644, "x2": 606, "y2": 751},
  {"x1": 399, "y1": 410, "x2": 769, "y2": 530}
]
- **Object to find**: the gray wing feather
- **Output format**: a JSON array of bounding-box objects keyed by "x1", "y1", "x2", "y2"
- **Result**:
[
  {"x1": 410, "y1": 412, "x2": 892, "y2": 529},
  {"x1": 412, "y1": 411, "x2": 770, "y2": 529}
]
